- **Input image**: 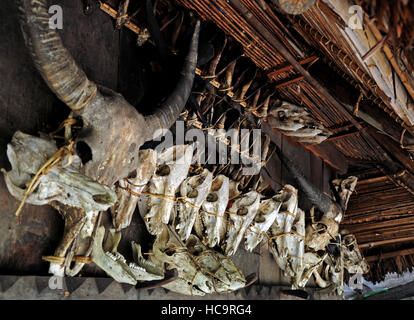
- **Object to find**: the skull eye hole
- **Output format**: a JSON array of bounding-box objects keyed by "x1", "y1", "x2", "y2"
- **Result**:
[
  {"x1": 292, "y1": 226, "x2": 297, "y2": 232},
  {"x1": 92, "y1": 194, "x2": 112, "y2": 204},
  {"x1": 187, "y1": 189, "x2": 198, "y2": 198},
  {"x1": 206, "y1": 193, "x2": 218, "y2": 202},
  {"x1": 254, "y1": 214, "x2": 266, "y2": 223},
  {"x1": 237, "y1": 207, "x2": 248, "y2": 216},
  {"x1": 348, "y1": 244, "x2": 355, "y2": 251},
  {"x1": 76, "y1": 141, "x2": 92, "y2": 165},
  {"x1": 156, "y1": 165, "x2": 170, "y2": 176}
]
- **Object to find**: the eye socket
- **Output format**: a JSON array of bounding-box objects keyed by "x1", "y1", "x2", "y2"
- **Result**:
[
  {"x1": 156, "y1": 165, "x2": 170, "y2": 176},
  {"x1": 254, "y1": 214, "x2": 266, "y2": 223},
  {"x1": 206, "y1": 193, "x2": 218, "y2": 202},
  {"x1": 187, "y1": 189, "x2": 198, "y2": 198},
  {"x1": 237, "y1": 207, "x2": 248, "y2": 216}
]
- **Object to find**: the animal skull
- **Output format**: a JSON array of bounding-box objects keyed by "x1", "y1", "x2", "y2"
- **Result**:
[
  {"x1": 111, "y1": 149, "x2": 157, "y2": 231},
  {"x1": 267, "y1": 101, "x2": 331, "y2": 144},
  {"x1": 341, "y1": 232, "x2": 370, "y2": 275},
  {"x1": 91, "y1": 226, "x2": 164, "y2": 285},
  {"x1": 139, "y1": 145, "x2": 194, "y2": 236},
  {"x1": 194, "y1": 174, "x2": 230, "y2": 247},
  {"x1": 176, "y1": 169, "x2": 213, "y2": 240},
  {"x1": 245, "y1": 197, "x2": 282, "y2": 252},
  {"x1": 224, "y1": 191, "x2": 261, "y2": 256},
  {"x1": 12, "y1": 0, "x2": 200, "y2": 277}
]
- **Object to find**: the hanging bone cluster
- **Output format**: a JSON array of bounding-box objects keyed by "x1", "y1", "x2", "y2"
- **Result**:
[
  {"x1": 2, "y1": 0, "x2": 370, "y2": 297},
  {"x1": 267, "y1": 101, "x2": 332, "y2": 145}
]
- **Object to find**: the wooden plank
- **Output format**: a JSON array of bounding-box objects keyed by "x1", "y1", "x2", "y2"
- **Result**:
[{"x1": 365, "y1": 248, "x2": 414, "y2": 263}]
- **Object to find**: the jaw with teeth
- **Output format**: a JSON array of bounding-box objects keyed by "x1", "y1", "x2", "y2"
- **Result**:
[
  {"x1": 140, "y1": 145, "x2": 194, "y2": 236},
  {"x1": 91, "y1": 226, "x2": 164, "y2": 285},
  {"x1": 194, "y1": 174, "x2": 230, "y2": 248},
  {"x1": 176, "y1": 169, "x2": 213, "y2": 241},
  {"x1": 224, "y1": 191, "x2": 261, "y2": 256}
]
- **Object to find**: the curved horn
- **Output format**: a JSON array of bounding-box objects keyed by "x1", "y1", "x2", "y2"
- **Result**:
[
  {"x1": 274, "y1": 145, "x2": 340, "y2": 215},
  {"x1": 17, "y1": 0, "x2": 97, "y2": 111},
  {"x1": 145, "y1": 20, "x2": 200, "y2": 140}
]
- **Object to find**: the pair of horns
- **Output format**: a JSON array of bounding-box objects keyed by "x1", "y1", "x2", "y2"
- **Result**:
[{"x1": 17, "y1": 0, "x2": 199, "y2": 136}]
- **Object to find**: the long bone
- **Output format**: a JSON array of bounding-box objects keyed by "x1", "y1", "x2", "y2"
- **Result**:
[
  {"x1": 140, "y1": 145, "x2": 194, "y2": 235},
  {"x1": 111, "y1": 149, "x2": 157, "y2": 231},
  {"x1": 194, "y1": 174, "x2": 230, "y2": 247},
  {"x1": 176, "y1": 169, "x2": 213, "y2": 241},
  {"x1": 224, "y1": 191, "x2": 261, "y2": 256}
]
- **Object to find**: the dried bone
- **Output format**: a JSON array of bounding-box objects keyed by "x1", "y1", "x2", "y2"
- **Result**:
[
  {"x1": 2, "y1": 132, "x2": 117, "y2": 213},
  {"x1": 245, "y1": 197, "x2": 282, "y2": 252},
  {"x1": 224, "y1": 191, "x2": 261, "y2": 256},
  {"x1": 176, "y1": 169, "x2": 213, "y2": 240},
  {"x1": 111, "y1": 149, "x2": 157, "y2": 231},
  {"x1": 305, "y1": 206, "x2": 340, "y2": 252},
  {"x1": 194, "y1": 174, "x2": 229, "y2": 248},
  {"x1": 140, "y1": 145, "x2": 194, "y2": 236},
  {"x1": 150, "y1": 225, "x2": 215, "y2": 296},
  {"x1": 274, "y1": 208, "x2": 305, "y2": 280},
  {"x1": 14, "y1": 0, "x2": 200, "y2": 277},
  {"x1": 186, "y1": 235, "x2": 246, "y2": 293},
  {"x1": 299, "y1": 252, "x2": 328, "y2": 288},
  {"x1": 91, "y1": 226, "x2": 164, "y2": 285},
  {"x1": 341, "y1": 232, "x2": 370, "y2": 275},
  {"x1": 267, "y1": 101, "x2": 331, "y2": 144},
  {"x1": 332, "y1": 176, "x2": 358, "y2": 211},
  {"x1": 268, "y1": 185, "x2": 299, "y2": 257}
]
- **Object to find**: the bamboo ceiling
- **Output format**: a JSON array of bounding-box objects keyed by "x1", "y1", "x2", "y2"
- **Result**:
[{"x1": 99, "y1": 0, "x2": 414, "y2": 283}]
